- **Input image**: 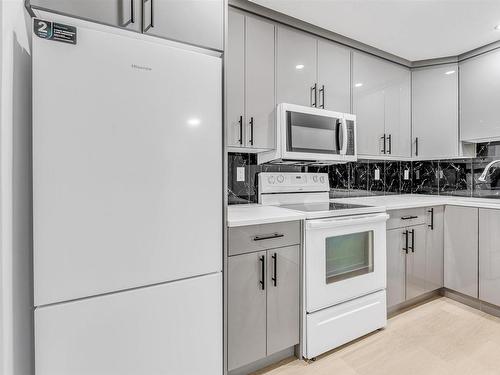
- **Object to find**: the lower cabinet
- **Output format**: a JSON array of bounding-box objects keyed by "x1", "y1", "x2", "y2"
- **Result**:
[
  {"x1": 444, "y1": 206, "x2": 479, "y2": 298},
  {"x1": 479, "y1": 209, "x2": 500, "y2": 306},
  {"x1": 386, "y1": 206, "x2": 444, "y2": 308},
  {"x1": 228, "y1": 242, "x2": 299, "y2": 371}
]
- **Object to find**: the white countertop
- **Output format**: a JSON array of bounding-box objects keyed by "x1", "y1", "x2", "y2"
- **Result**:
[
  {"x1": 227, "y1": 204, "x2": 306, "y2": 227},
  {"x1": 332, "y1": 194, "x2": 500, "y2": 210}
]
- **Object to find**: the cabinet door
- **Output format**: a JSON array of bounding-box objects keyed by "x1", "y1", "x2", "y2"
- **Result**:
[
  {"x1": 245, "y1": 16, "x2": 275, "y2": 149},
  {"x1": 406, "y1": 225, "x2": 427, "y2": 300},
  {"x1": 317, "y1": 40, "x2": 351, "y2": 113},
  {"x1": 479, "y1": 209, "x2": 500, "y2": 306},
  {"x1": 412, "y1": 65, "x2": 458, "y2": 158},
  {"x1": 352, "y1": 52, "x2": 386, "y2": 156},
  {"x1": 31, "y1": 0, "x2": 142, "y2": 32},
  {"x1": 267, "y1": 246, "x2": 300, "y2": 355},
  {"x1": 143, "y1": 0, "x2": 223, "y2": 51},
  {"x1": 228, "y1": 252, "x2": 267, "y2": 371},
  {"x1": 277, "y1": 26, "x2": 317, "y2": 107},
  {"x1": 425, "y1": 206, "x2": 444, "y2": 292},
  {"x1": 226, "y1": 9, "x2": 245, "y2": 147},
  {"x1": 384, "y1": 66, "x2": 411, "y2": 158},
  {"x1": 460, "y1": 49, "x2": 500, "y2": 141},
  {"x1": 386, "y1": 229, "x2": 406, "y2": 308},
  {"x1": 444, "y1": 206, "x2": 479, "y2": 298}
]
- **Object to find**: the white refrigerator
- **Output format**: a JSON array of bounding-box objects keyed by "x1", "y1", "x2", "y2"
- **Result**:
[{"x1": 32, "y1": 18, "x2": 222, "y2": 375}]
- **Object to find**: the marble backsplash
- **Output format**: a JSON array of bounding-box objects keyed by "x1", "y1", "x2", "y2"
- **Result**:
[{"x1": 228, "y1": 151, "x2": 500, "y2": 204}]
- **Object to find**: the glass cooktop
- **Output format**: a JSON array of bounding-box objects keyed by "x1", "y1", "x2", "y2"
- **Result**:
[{"x1": 279, "y1": 202, "x2": 370, "y2": 213}]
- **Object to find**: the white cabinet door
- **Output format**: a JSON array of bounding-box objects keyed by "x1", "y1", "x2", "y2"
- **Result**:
[
  {"x1": 317, "y1": 40, "x2": 351, "y2": 113},
  {"x1": 226, "y1": 9, "x2": 245, "y2": 147},
  {"x1": 245, "y1": 15, "x2": 275, "y2": 149},
  {"x1": 386, "y1": 229, "x2": 406, "y2": 308},
  {"x1": 35, "y1": 273, "x2": 222, "y2": 375},
  {"x1": 277, "y1": 26, "x2": 317, "y2": 107},
  {"x1": 425, "y1": 206, "x2": 444, "y2": 292},
  {"x1": 353, "y1": 52, "x2": 388, "y2": 156},
  {"x1": 406, "y1": 225, "x2": 428, "y2": 300},
  {"x1": 384, "y1": 65, "x2": 411, "y2": 158},
  {"x1": 444, "y1": 206, "x2": 479, "y2": 298},
  {"x1": 33, "y1": 25, "x2": 222, "y2": 306},
  {"x1": 479, "y1": 209, "x2": 500, "y2": 306},
  {"x1": 412, "y1": 65, "x2": 459, "y2": 158},
  {"x1": 460, "y1": 49, "x2": 500, "y2": 142}
]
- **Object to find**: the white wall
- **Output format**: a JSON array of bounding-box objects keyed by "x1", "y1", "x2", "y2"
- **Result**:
[{"x1": 0, "y1": 1, "x2": 33, "y2": 375}]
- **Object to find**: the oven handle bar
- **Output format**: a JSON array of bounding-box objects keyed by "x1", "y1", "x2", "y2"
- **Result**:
[{"x1": 306, "y1": 213, "x2": 389, "y2": 230}]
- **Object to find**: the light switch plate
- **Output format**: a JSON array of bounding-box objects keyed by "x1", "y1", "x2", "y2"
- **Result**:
[
  {"x1": 374, "y1": 168, "x2": 380, "y2": 181},
  {"x1": 236, "y1": 167, "x2": 245, "y2": 182},
  {"x1": 404, "y1": 169, "x2": 410, "y2": 180}
]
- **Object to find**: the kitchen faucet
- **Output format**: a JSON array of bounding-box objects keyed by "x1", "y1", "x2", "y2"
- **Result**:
[{"x1": 478, "y1": 160, "x2": 500, "y2": 182}]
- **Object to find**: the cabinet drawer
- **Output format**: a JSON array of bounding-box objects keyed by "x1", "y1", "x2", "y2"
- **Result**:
[
  {"x1": 387, "y1": 208, "x2": 427, "y2": 229},
  {"x1": 228, "y1": 221, "x2": 301, "y2": 256}
]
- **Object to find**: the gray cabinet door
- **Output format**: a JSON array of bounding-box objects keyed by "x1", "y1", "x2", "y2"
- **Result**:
[
  {"x1": 245, "y1": 15, "x2": 275, "y2": 149},
  {"x1": 406, "y1": 225, "x2": 427, "y2": 300},
  {"x1": 425, "y1": 206, "x2": 444, "y2": 292},
  {"x1": 479, "y1": 209, "x2": 500, "y2": 306},
  {"x1": 142, "y1": 0, "x2": 223, "y2": 51},
  {"x1": 460, "y1": 49, "x2": 500, "y2": 141},
  {"x1": 31, "y1": 0, "x2": 142, "y2": 32},
  {"x1": 386, "y1": 229, "x2": 406, "y2": 308},
  {"x1": 412, "y1": 65, "x2": 459, "y2": 158},
  {"x1": 226, "y1": 9, "x2": 245, "y2": 147},
  {"x1": 277, "y1": 26, "x2": 317, "y2": 107},
  {"x1": 317, "y1": 40, "x2": 351, "y2": 113},
  {"x1": 352, "y1": 52, "x2": 386, "y2": 156},
  {"x1": 228, "y1": 251, "x2": 267, "y2": 371},
  {"x1": 444, "y1": 206, "x2": 479, "y2": 298},
  {"x1": 267, "y1": 246, "x2": 299, "y2": 355}
]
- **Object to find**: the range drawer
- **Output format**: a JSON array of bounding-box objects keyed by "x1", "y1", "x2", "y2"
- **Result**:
[
  {"x1": 228, "y1": 221, "x2": 301, "y2": 256},
  {"x1": 387, "y1": 207, "x2": 428, "y2": 229}
]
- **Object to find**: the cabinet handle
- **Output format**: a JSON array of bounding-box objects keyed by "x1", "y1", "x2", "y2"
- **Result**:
[
  {"x1": 387, "y1": 134, "x2": 392, "y2": 154},
  {"x1": 272, "y1": 253, "x2": 278, "y2": 287},
  {"x1": 311, "y1": 83, "x2": 317, "y2": 107},
  {"x1": 249, "y1": 117, "x2": 254, "y2": 146},
  {"x1": 238, "y1": 116, "x2": 243, "y2": 145},
  {"x1": 410, "y1": 229, "x2": 415, "y2": 253},
  {"x1": 403, "y1": 230, "x2": 409, "y2": 254},
  {"x1": 319, "y1": 85, "x2": 325, "y2": 109},
  {"x1": 428, "y1": 208, "x2": 434, "y2": 230},
  {"x1": 401, "y1": 215, "x2": 418, "y2": 220},
  {"x1": 381, "y1": 134, "x2": 386, "y2": 154},
  {"x1": 253, "y1": 233, "x2": 284, "y2": 241},
  {"x1": 143, "y1": 0, "x2": 153, "y2": 32},
  {"x1": 259, "y1": 255, "x2": 265, "y2": 290},
  {"x1": 415, "y1": 137, "x2": 419, "y2": 157}
]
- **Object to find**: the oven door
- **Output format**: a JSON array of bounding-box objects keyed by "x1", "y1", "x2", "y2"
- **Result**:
[{"x1": 305, "y1": 213, "x2": 388, "y2": 313}]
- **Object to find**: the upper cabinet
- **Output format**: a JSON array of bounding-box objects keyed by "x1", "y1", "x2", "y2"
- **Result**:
[
  {"x1": 353, "y1": 52, "x2": 411, "y2": 158},
  {"x1": 30, "y1": 0, "x2": 223, "y2": 50},
  {"x1": 277, "y1": 26, "x2": 351, "y2": 112},
  {"x1": 226, "y1": 9, "x2": 276, "y2": 150},
  {"x1": 460, "y1": 49, "x2": 500, "y2": 142},
  {"x1": 412, "y1": 64, "x2": 459, "y2": 159}
]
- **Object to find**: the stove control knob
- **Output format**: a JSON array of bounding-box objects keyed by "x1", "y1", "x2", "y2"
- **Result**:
[
  {"x1": 320, "y1": 176, "x2": 326, "y2": 183},
  {"x1": 277, "y1": 175, "x2": 285, "y2": 183},
  {"x1": 312, "y1": 175, "x2": 318, "y2": 183},
  {"x1": 268, "y1": 176, "x2": 275, "y2": 184}
]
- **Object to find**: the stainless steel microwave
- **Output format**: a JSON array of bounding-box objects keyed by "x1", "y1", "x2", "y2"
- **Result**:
[{"x1": 258, "y1": 103, "x2": 357, "y2": 164}]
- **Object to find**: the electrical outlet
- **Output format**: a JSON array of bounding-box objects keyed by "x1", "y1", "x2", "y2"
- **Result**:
[
  {"x1": 236, "y1": 167, "x2": 245, "y2": 182},
  {"x1": 374, "y1": 168, "x2": 380, "y2": 181},
  {"x1": 404, "y1": 169, "x2": 410, "y2": 180}
]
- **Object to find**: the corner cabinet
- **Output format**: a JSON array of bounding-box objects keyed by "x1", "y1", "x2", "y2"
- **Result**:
[
  {"x1": 276, "y1": 26, "x2": 351, "y2": 112},
  {"x1": 30, "y1": 0, "x2": 224, "y2": 51},
  {"x1": 227, "y1": 221, "x2": 300, "y2": 372},
  {"x1": 353, "y1": 52, "x2": 411, "y2": 158},
  {"x1": 412, "y1": 64, "x2": 459, "y2": 158},
  {"x1": 460, "y1": 48, "x2": 500, "y2": 142},
  {"x1": 227, "y1": 9, "x2": 276, "y2": 150},
  {"x1": 386, "y1": 207, "x2": 444, "y2": 309}
]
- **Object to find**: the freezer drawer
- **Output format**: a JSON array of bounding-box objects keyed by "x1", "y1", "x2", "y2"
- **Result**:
[
  {"x1": 305, "y1": 290, "x2": 387, "y2": 359},
  {"x1": 35, "y1": 273, "x2": 222, "y2": 375}
]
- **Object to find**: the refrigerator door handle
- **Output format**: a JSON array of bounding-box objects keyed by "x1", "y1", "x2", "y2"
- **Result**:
[{"x1": 143, "y1": 0, "x2": 154, "y2": 32}]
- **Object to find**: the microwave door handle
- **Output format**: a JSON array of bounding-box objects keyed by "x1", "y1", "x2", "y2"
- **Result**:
[{"x1": 340, "y1": 118, "x2": 348, "y2": 155}]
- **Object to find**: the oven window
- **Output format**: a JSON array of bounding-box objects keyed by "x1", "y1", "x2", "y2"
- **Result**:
[
  {"x1": 286, "y1": 111, "x2": 340, "y2": 154},
  {"x1": 325, "y1": 231, "x2": 374, "y2": 284}
]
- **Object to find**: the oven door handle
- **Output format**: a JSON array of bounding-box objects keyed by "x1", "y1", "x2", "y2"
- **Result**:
[{"x1": 306, "y1": 213, "x2": 389, "y2": 230}]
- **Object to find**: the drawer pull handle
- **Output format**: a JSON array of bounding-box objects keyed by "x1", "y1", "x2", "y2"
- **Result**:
[
  {"x1": 253, "y1": 233, "x2": 284, "y2": 241},
  {"x1": 401, "y1": 215, "x2": 418, "y2": 220}
]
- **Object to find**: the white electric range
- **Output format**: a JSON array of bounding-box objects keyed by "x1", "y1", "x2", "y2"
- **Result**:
[{"x1": 258, "y1": 172, "x2": 389, "y2": 359}]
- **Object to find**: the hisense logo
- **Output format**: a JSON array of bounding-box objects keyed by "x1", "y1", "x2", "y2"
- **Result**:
[{"x1": 131, "y1": 64, "x2": 152, "y2": 71}]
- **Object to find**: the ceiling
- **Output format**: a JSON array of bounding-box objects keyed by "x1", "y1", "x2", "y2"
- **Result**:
[{"x1": 248, "y1": 0, "x2": 500, "y2": 61}]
